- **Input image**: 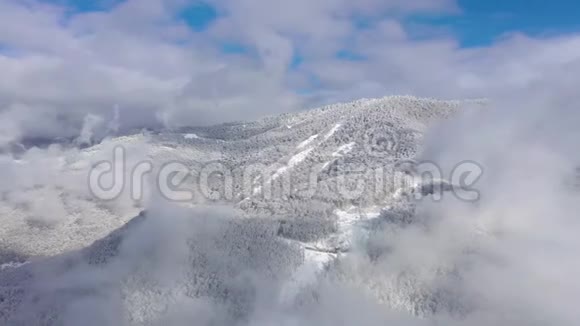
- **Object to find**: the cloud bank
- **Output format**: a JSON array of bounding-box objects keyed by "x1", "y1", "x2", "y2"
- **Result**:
[
  {"x1": 4, "y1": 91, "x2": 580, "y2": 325},
  {"x1": 2, "y1": 0, "x2": 580, "y2": 146},
  {"x1": 2, "y1": 2, "x2": 580, "y2": 324}
]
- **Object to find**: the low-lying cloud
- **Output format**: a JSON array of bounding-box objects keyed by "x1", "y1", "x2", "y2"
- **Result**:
[
  {"x1": 2, "y1": 0, "x2": 580, "y2": 325},
  {"x1": 2, "y1": 90, "x2": 580, "y2": 325},
  {"x1": 2, "y1": 0, "x2": 580, "y2": 147}
]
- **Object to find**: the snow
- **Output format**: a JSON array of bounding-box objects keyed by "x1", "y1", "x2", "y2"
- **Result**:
[
  {"x1": 320, "y1": 161, "x2": 332, "y2": 170},
  {"x1": 332, "y1": 142, "x2": 356, "y2": 157},
  {"x1": 271, "y1": 147, "x2": 314, "y2": 182},
  {"x1": 288, "y1": 147, "x2": 314, "y2": 167},
  {"x1": 0, "y1": 96, "x2": 474, "y2": 324},
  {"x1": 183, "y1": 133, "x2": 200, "y2": 139},
  {"x1": 297, "y1": 134, "x2": 318, "y2": 149},
  {"x1": 253, "y1": 145, "x2": 316, "y2": 196},
  {"x1": 323, "y1": 123, "x2": 341, "y2": 141},
  {"x1": 320, "y1": 142, "x2": 356, "y2": 169},
  {"x1": 335, "y1": 206, "x2": 362, "y2": 226},
  {"x1": 0, "y1": 261, "x2": 28, "y2": 271},
  {"x1": 279, "y1": 243, "x2": 336, "y2": 305}
]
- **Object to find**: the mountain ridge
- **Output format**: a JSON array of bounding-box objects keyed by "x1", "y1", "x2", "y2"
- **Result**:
[{"x1": 0, "y1": 95, "x2": 483, "y2": 325}]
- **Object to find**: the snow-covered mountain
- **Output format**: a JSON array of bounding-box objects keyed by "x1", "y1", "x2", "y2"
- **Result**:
[{"x1": 0, "y1": 96, "x2": 487, "y2": 325}]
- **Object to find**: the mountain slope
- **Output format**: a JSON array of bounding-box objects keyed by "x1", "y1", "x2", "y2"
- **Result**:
[{"x1": 0, "y1": 96, "x2": 482, "y2": 325}]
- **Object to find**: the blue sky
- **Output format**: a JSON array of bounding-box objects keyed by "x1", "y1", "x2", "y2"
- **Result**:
[
  {"x1": 4, "y1": 0, "x2": 580, "y2": 139},
  {"x1": 184, "y1": 0, "x2": 580, "y2": 48},
  {"x1": 50, "y1": 0, "x2": 580, "y2": 50},
  {"x1": 423, "y1": 0, "x2": 580, "y2": 47},
  {"x1": 180, "y1": 2, "x2": 218, "y2": 31},
  {"x1": 184, "y1": 0, "x2": 580, "y2": 68}
]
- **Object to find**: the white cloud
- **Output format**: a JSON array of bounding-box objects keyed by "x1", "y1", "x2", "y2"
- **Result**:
[
  {"x1": 3, "y1": 1, "x2": 580, "y2": 325},
  {"x1": 1, "y1": 0, "x2": 580, "y2": 147}
]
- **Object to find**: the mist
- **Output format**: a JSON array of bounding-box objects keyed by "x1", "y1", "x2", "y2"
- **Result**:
[
  {"x1": 2, "y1": 0, "x2": 580, "y2": 325},
  {"x1": 1, "y1": 89, "x2": 579, "y2": 325}
]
